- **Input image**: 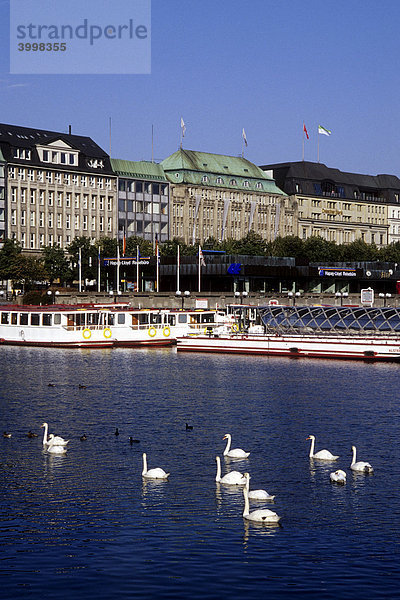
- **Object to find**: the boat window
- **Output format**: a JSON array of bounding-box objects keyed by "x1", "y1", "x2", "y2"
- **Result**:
[
  {"x1": 166, "y1": 314, "x2": 176, "y2": 325},
  {"x1": 87, "y1": 313, "x2": 99, "y2": 326},
  {"x1": 11, "y1": 313, "x2": 18, "y2": 325},
  {"x1": 150, "y1": 313, "x2": 162, "y2": 325},
  {"x1": 178, "y1": 314, "x2": 187, "y2": 323},
  {"x1": 43, "y1": 314, "x2": 52, "y2": 326},
  {"x1": 107, "y1": 314, "x2": 115, "y2": 326},
  {"x1": 31, "y1": 314, "x2": 40, "y2": 326},
  {"x1": 1, "y1": 312, "x2": 9, "y2": 324},
  {"x1": 67, "y1": 314, "x2": 76, "y2": 327},
  {"x1": 138, "y1": 313, "x2": 149, "y2": 325},
  {"x1": 54, "y1": 314, "x2": 61, "y2": 325},
  {"x1": 131, "y1": 314, "x2": 139, "y2": 326},
  {"x1": 202, "y1": 314, "x2": 215, "y2": 324},
  {"x1": 20, "y1": 313, "x2": 28, "y2": 325},
  {"x1": 118, "y1": 314, "x2": 125, "y2": 324}
]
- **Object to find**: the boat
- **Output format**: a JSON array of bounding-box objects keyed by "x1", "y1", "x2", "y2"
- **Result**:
[
  {"x1": 0, "y1": 303, "x2": 225, "y2": 348},
  {"x1": 176, "y1": 305, "x2": 400, "y2": 361}
]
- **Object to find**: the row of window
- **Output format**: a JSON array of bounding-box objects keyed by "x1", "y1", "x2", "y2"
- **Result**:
[
  {"x1": 118, "y1": 199, "x2": 168, "y2": 215},
  {"x1": 8, "y1": 167, "x2": 114, "y2": 188},
  {"x1": 11, "y1": 187, "x2": 113, "y2": 211},
  {"x1": 200, "y1": 175, "x2": 264, "y2": 189},
  {"x1": 12, "y1": 209, "x2": 112, "y2": 231},
  {"x1": 118, "y1": 180, "x2": 168, "y2": 195}
]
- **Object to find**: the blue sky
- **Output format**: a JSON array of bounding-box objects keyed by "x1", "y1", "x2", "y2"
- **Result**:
[{"x1": 1, "y1": 0, "x2": 400, "y2": 176}]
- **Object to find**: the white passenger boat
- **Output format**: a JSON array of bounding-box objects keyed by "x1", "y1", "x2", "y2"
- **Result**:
[
  {"x1": 0, "y1": 304, "x2": 224, "y2": 348},
  {"x1": 177, "y1": 305, "x2": 400, "y2": 362}
]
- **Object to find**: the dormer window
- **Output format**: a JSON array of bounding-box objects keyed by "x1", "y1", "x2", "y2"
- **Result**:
[
  {"x1": 216, "y1": 177, "x2": 224, "y2": 184},
  {"x1": 202, "y1": 175, "x2": 209, "y2": 183},
  {"x1": 243, "y1": 180, "x2": 250, "y2": 188},
  {"x1": 230, "y1": 179, "x2": 237, "y2": 186},
  {"x1": 256, "y1": 182, "x2": 263, "y2": 189}
]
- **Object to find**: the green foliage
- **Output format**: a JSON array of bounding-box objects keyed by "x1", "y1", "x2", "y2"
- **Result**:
[
  {"x1": 41, "y1": 244, "x2": 71, "y2": 285},
  {"x1": 125, "y1": 236, "x2": 153, "y2": 257},
  {"x1": 0, "y1": 239, "x2": 22, "y2": 280}
]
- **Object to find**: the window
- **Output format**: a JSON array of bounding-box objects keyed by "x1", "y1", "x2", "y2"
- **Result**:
[
  {"x1": 39, "y1": 233, "x2": 45, "y2": 247},
  {"x1": 30, "y1": 233, "x2": 35, "y2": 249},
  {"x1": 46, "y1": 171, "x2": 53, "y2": 183},
  {"x1": 57, "y1": 213, "x2": 62, "y2": 228},
  {"x1": 55, "y1": 172, "x2": 62, "y2": 184},
  {"x1": 21, "y1": 188, "x2": 26, "y2": 203},
  {"x1": 243, "y1": 180, "x2": 250, "y2": 188},
  {"x1": 60, "y1": 153, "x2": 67, "y2": 164},
  {"x1": 64, "y1": 173, "x2": 71, "y2": 185},
  {"x1": 66, "y1": 214, "x2": 71, "y2": 229},
  {"x1": 8, "y1": 167, "x2": 16, "y2": 178},
  {"x1": 202, "y1": 175, "x2": 209, "y2": 183},
  {"x1": 99, "y1": 196, "x2": 104, "y2": 210},
  {"x1": 48, "y1": 213, "x2": 53, "y2": 228},
  {"x1": 21, "y1": 232, "x2": 26, "y2": 247},
  {"x1": 48, "y1": 192, "x2": 54, "y2": 206},
  {"x1": 11, "y1": 188, "x2": 17, "y2": 202},
  {"x1": 216, "y1": 177, "x2": 223, "y2": 184},
  {"x1": 98, "y1": 178, "x2": 104, "y2": 189},
  {"x1": 83, "y1": 194, "x2": 88, "y2": 209},
  {"x1": 81, "y1": 175, "x2": 87, "y2": 187},
  {"x1": 11, "y1": 209, "x2": 16, "y2": 225},
  {"x1": 21, "y1": 210, "x2": 26, "y2": 226},
  {"x1": 28, "y1": 169, "x2": 35, "y2": 181},
  {"x1": 99, "y1": 216, "x2": 104, "y2": 231},
  {"x1": 75, "y1": 215, "x2": 79, "y2": 230},
  {"x1": 39, "y1": 190, "x2": 45, "y2": 205},
  {"x1": 57, "y1": 192, "x2": 63, "y2": 207},
  {"x1": 72, "y1": 174, "x2": 79, "y2": 185},
  {"x1": 105, "y1": 178, "x2": 112, "y2": 189},
  {"x1": 30, "y1": 211, "x2": 35, "y2": 226},
  {"x1": 91, "y1": 216, "x2": 96, "y2": 231},
  {"x1": 30, "y1": 190, "x2": 35, "y2": 204},
  {"x1": 107, "y1": 197, "x2": 112, "y2": 211},
  {"x1": 66, "y1": 193, "x2": 71, "y2": 207},
  {"x1": 108, "y1": 217, "x2": 112, "y2": 232},
  {"x1": 39, "y1": 212, "x2": 44, "y2": 227},
  {"x1": 48, "y1": 234, "x2": 54, "y2": 245},
  {"x1": 75, "y1": 194, "x2": 80, "y2": 208},
  {"x1": 42, "y1": 150, "x2": 49, "y2": 162},
  {"x1": 91, "y1": 195, "x2": 96, "y2": 210},
  {"x1": 37, "y1": 170, "x2": 44, "y2": 182},
  {"x1": 18, "y1": 168, "x2": 25, "y2": 180},
  {"x1": 83, "y1": 215, "x2": 87, "y2": 230},
  {"x1": 90, "y1": 176, "x2": 96, "y2": 188}
]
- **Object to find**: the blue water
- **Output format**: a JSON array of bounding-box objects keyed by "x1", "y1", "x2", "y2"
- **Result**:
[{"x1": 1, "y1": 347, "x2": 400, "y2": 599}]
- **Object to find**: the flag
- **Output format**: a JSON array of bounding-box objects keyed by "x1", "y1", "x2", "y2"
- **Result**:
[
  {"x1": 318, "y1": 125, "x2": 331, "y2": 136},
  {"x1": 303, "y1": 123, "x2": 309, "y2": 139},
  {"x1": 199, "y1": 245, "x2": 206, "y2": 267},
  {"x1": 181, "y1": 117, "x2": 186, "y2": 138},
  {"x1": 242, "y1": 128, "x2": 248, "y2": 147},
  {"x1": 122, "y1": 229, "x2": 126, "y2": 256},
  {"x1": 98, "y1": 246, "x2": 101, "y2": 265}
]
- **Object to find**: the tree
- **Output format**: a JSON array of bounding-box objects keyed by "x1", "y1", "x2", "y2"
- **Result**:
[
  {"x1": 269, "y1": 236, "x2": 304, "y2": 258},
  {"x1": 66, "y1": 236, "x2": 98, "y2": 287},
  {"x1": 41, "y1": 245, "x2": 71, "y2": 285},
  {"x1": 10, "y1": 254, "x2": 48, "y2": 292},
  {"x1": 302, "y1": 236, "x2": 339, "y2": 263},
  {"x1": 0, "y1": 238, "x2": 23, "y2": 281},
  {"x1": 125, "y1": 235, "x2": 153, "y2": 257},
  {"x1": 338, "y1": 239, "x2": 379, "y2": 262}
]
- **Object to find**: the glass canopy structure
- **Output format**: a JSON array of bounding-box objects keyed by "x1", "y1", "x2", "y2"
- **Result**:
[{"x1": 258, "y1": 305, "x2": 400, "y2": 334}]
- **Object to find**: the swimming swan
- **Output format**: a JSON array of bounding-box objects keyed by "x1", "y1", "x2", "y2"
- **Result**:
[
  {"x1": 244, "y1": 472, "x2": 275, "y2": 500},
  {"x1": 330, "y1": 469, "x2": 347, "y2": 484},
  {"x1": 41, "y1": 422, "x2": 69, "y2": 447},
  {"x1": 350, "y1": 445, "x2": 374, "y2": 473},
  {"x1": 306, "y1": 435, "x2": 338, "y2": 460},
  {"x1": 242, "y1": 486, "x2": 281, "y2": 523},
  {"x1": 142, "y1": 453, "x2": 169, "y2": 479},
  {"x1": 223, "y1": 434, "x2": 250, "y2": 459},
  {"x1": 215, "y1": 455, "x2": 246, "y2": 485},
  {"x1": 46, "y1": 435, "x2": 67, "y2": 454}
]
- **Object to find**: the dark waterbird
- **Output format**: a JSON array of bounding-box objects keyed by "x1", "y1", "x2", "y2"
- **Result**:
[
  {"x1": 3, "y1": 432, "x2": 11, "y2": 438},
  {"x1": 115, "y1": 428, "x2": 119, "y2": 436},
  {"x1": 186, "y1": 423, "x2": 193, "y2": 430},
  {"x1": 80, "y1": 434, "x2": 87, "y2": 441},
  {"x1": 129, "y1": 437, "x2": 140, "y2": 444},
  {"x1": 27, "y1": 430, "x2": 38, "y2": 438}
]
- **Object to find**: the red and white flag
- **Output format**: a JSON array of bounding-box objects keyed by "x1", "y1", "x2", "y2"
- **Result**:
[{"x1": 303, "y1": 123, "x2": 309, "y2": 139}]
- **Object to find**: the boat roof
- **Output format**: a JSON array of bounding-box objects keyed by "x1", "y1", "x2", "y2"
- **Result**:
[{"x1": 0, "y1": 303, "x2": 217, "y2": 314}]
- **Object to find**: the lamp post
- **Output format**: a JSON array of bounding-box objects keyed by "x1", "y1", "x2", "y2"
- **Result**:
[
  {"x1": 176, "y1": 290, "x2": 190, "y2": 310},
  {"x1": 379, "y1": 292, "x2": 392, "y2": 307},
  {"x1": 234, "y1": 290, "x2": 248, "y2": 304},
  {"x1": 47, "y1": 290, "x2": 60, "y2": 304},
  {"x1": 288, "y1": 291, "x2": 301, "y2": 306},
  {"x1": 335, "y1": 291, "x2": 349, "y2": 306}
]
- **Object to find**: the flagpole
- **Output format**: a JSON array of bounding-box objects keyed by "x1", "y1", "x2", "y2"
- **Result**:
[
  {"x1": 97, "y1": 247, "x2": 101, "y2": 292},
  {"x1": 198, "y1": 245, "x2": 201, "y2": 293},
  {"x1": 78, "y1": 246, "x2": 82, "y2": 293},
  {"x1": 302, "y1": 123, "x2": 305, "y2": 161},
  {"x1": 136, "y1": 245, "x2": 139, "y2": 293},
  {"x1": 156, "y1": 240, "x2": 159, "y2": 292},
  {"x1": 177, "y1": 244, "x2": 180, "y2": 292},
  {"x1": 116, "y1": 245, "x2": 120, "y2": 293},
  {"x1": 317, "y1": 127, "x2": 320, "y2": 163}
]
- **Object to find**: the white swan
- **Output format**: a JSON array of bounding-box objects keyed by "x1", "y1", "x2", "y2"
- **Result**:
[
  {"x1": 215, "y1": 455, "x2": 246, "y2": 485},
  {"x1": 244, "y1": 472, "x2": 275, "y2": 501},
  {"x1": 242, "y1": 485, "x2": 281, "y2": 523},
  {"x1": 223, "y1": 433, "x2": 250, "y2": 459},
  {"x1": 142, "y1": 453, "x2": 169, "y2": 479},
  {"x1": 330, "y1": 469, "x2": 347, "y2": 484},
  {"x1": 46, "y1": 435, "x2": 67, "y2": 454},
  {"x1": 41, "y1": 422, "x2": 69, "y2": 447},
  {"x1": 350, "y1": 445, "x2": 373, "y2": 473},
  {"x1": 306, "y1": 435, "x2": 338, "y2": 460}
]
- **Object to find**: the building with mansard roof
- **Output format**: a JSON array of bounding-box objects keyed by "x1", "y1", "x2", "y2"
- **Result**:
[
  {"x1": 0, "y1": 122, "x2": 117, "y2": 251},
  {"x1": 161, "y1": 148, "x2": 294, "y2": 244},
  {"x1": 261, "y1": 161, "x2": 400, "y2": 246}
]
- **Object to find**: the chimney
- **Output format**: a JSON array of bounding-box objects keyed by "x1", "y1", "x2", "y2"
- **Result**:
[{"x1": 68, "y1": 125, "x2": 72, "y2": 135}]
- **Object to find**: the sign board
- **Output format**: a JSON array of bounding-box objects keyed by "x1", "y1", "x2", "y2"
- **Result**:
[
  {"x1": 361, "y1": 287, "x2": 374, "y2": 307},
  {"x1": 196, "y1": 298, "x2": 208, "y2": 309},
  {"x1": 318, "y1": 267, "x2": 357, "y2": 278}
]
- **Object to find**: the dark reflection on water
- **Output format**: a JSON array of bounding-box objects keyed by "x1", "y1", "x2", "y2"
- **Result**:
[{"x1": 1, "y1": 347, "x2": 400, "y2": 599}]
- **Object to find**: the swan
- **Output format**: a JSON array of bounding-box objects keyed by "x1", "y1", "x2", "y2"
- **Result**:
[
  {"x1": 142, "y1": 453, "x2": 169, "y2": 479},
  {"x1": 306, "y1": 435, "x2": 338, "y2": 460},
  {"x1": 215, "y1": 455, "x2": 246, "y2": 485},
  {"x1": 46, "y1": 435, "x2": 67, "y2": 454},
  {"x1": 244, "y1": 472, "x2": 275, "y2": 500},
  {"x1": 223, "y1": 433, "x2": 250, "y2": 459},
  {"x1": 350, "y1": 445, "x2": 374, "y2": 473},
  {"x1": 242, "y1": 486, "x2": 281, "y2": 523},
  {"x1": 330, "y1": 469, "x2": 347, "y2": 484},
  {"x1": 41, "y1": 422, "x2": 69, "y2": 447}
]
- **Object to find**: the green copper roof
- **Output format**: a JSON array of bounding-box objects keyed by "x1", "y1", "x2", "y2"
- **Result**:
[
  {"x1": 161, "y1": 149, "x2": 286, "y2": 194},
  {"x1": 0, "y1": 147, "x2": 5, "y2": 162},
  {"x1": 111, "y1": 158, "x2": 167, "y2": 181}
]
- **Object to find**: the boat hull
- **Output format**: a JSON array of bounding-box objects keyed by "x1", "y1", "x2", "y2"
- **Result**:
[{"x1": 176, "y1": 333, "x2": 400, "y2": 361}]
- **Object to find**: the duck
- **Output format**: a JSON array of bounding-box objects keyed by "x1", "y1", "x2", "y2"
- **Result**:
[
  {"x1": 115, "y1": 428, "x2": 119, "y2": 436},
  {"x1": 330, "y1": 469, "x2": 347, "y2": 484},
  {"x1": 142, "y1": 453, "x2": 169, "y2": 479},
  {"x1": 46, "y1": 436, "x2": 67, "y2": 454},
  {"x1": 222, "y1": 433, "x2": 250, "y2": 459},
  {"x1": 41, "y1": 422, "x2": 69, "y2": 447},
  {"x1": 80, "y1": 434, "x2": 87, "y2": 441},
  {"x1": 306, "y1": 435, "x2": 339, "y2": 460},
  {"x1": 215, "y1": 455, "x2": 246, "y2": 485},
  {"x1": 244, "y1": 472, "x2": 275, "y2": 500},
  {"x1": 78, "y1": 384, "x2": 87, "y2": 389},
  {"x1": 3, "y1": 431, "x2": 11, "y2": 438},
  {"x1": 350, "y1": 445, "x2": 374, "y2": 473},
  {"x1": 242, "y1": 485, "x2": 281, "y2": 523},
  {"x1": 129, "y1": 437, "x2": 140, "y2": 444},
  {"x1": 185, "y1": 423, "x2": 193, "y2": 430},
  {"x1": 27, "y1": 430, "x2": 38, "y2": 438}
]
